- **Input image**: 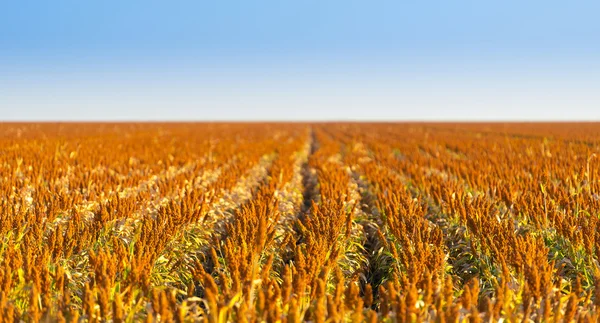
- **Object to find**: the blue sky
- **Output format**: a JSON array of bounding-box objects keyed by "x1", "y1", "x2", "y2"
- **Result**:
[{"x1": 1, "y1": 1, "x2": 599, "y2": 120}]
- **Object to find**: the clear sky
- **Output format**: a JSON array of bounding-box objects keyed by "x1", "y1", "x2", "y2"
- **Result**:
[{"x1": 1, "y1": 1, "x2": 599, "y2": 121}]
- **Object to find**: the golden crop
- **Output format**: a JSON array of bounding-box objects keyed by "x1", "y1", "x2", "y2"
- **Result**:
[{"x1": 1, "y1": 122, "x2": 600, "y2": 322}]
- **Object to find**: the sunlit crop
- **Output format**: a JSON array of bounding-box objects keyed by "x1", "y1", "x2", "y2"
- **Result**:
[{"x1": 1, "y1": 122, "x2": 600, "y2": 322}]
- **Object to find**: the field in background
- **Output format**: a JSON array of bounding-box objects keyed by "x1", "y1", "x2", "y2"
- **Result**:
[{"x1": 2, "y1": 122, "x2": 600, "y2": 322}]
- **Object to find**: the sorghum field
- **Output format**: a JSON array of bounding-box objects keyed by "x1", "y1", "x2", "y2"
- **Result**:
[{"x1": 3, "y1": 122, "x2": 600, "y2": 322}]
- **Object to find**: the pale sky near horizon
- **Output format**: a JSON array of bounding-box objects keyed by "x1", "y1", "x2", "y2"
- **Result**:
[{"x1": 1, "y1": 1, "x2": 599, "y2": 121}]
